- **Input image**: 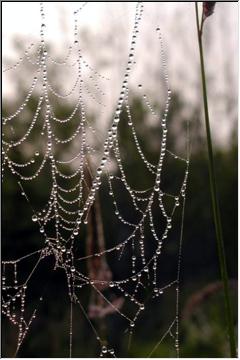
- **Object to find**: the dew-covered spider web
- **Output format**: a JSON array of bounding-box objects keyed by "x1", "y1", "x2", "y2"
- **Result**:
[{"x1": 2, "y1": 2, "x2": 190, "y2": 358}]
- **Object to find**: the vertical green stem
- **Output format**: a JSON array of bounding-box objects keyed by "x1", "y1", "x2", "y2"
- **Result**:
[{"x1": 195, "y1": 3, "x2": 236, "y2": 357}]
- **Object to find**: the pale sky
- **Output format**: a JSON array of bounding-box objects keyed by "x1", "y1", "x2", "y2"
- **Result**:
[{"x1": 2, "y1": 2, "x2": 238, "y2": 147}]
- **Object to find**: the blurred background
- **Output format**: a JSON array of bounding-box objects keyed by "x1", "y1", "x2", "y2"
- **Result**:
[{"x1": 2, "y1": 2, "x2": 238, "y2": 358}]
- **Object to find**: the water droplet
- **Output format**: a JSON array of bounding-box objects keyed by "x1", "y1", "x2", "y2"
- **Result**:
[
  {"x1": 32, "y1": 215, "x2": 38, "y2": 222},
  {"x1": 102, "y1": 346, "x2": 107, "y2": 354}
]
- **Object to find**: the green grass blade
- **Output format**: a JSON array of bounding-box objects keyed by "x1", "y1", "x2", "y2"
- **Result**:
[{"x1": 194, "y1": 3, "x2": 236, "y2": 357}]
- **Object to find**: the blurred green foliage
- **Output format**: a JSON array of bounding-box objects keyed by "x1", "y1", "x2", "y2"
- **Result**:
[{"x1": 2, "y1": 62, "x2": 237, "y2": 358}]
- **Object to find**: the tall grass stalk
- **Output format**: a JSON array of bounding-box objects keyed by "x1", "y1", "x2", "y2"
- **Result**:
[{"x1": 195, "y1": 3, "x2": 236, "y2": 357}]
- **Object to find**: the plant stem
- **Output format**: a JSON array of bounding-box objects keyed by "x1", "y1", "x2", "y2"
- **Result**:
[{"x1": 195, "y1": 3, "x2": 236, "y2": 357}]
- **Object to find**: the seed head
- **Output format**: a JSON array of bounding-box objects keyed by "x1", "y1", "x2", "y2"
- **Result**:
[{"x1": 203, "y1": 2, "x2": 216, "y2": 21}]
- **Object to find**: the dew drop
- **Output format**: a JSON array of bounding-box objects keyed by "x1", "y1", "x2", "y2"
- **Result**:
[{"x1": 32, "y1": 215, "x2": 38, "y2": 222}]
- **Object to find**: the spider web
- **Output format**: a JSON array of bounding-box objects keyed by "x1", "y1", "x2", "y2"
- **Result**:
[{"x1": 2, "y1": 2, "x2": 190, "y2": 358}]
